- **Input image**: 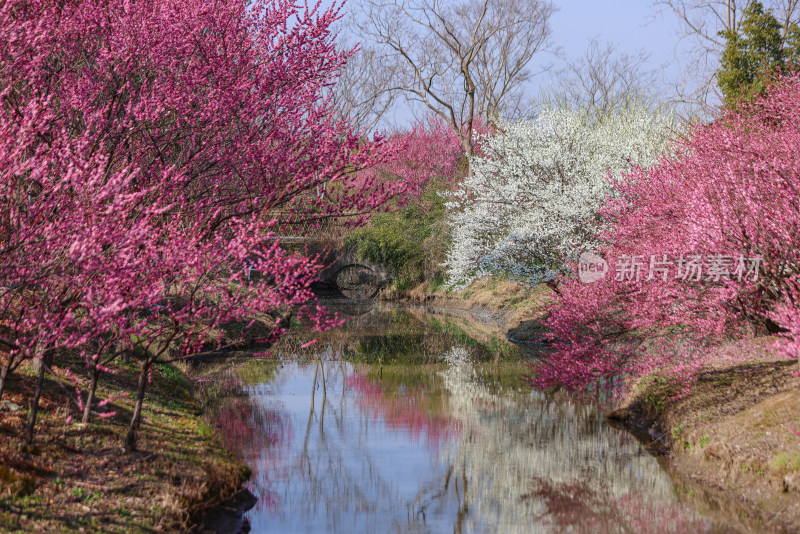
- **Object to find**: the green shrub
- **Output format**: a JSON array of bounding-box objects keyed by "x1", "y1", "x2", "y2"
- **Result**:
[{"x1": 346, "y1": 188, "x2": 450, "y2": 289}]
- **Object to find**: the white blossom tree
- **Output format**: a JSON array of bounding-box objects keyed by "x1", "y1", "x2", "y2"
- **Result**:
[{"x1": 444, "y1": 103, "x2": 680, "y2": 286}]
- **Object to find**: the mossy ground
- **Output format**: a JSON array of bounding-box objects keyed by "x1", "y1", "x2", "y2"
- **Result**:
[{"x1": 0, "y1": 354, "x2": 249, "y2": 533}]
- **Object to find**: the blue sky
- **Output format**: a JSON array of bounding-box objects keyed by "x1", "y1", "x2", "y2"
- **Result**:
[
  {"x1": 527, "y1": 1, "x2": 689, "y2": 104},
  {"x1": 551, "y1": 1, "x2": 679, "y2": 62},
  {"x1": 340, "y1": 0, "x2": 703, "y2": 126},
  {"x1": 539, "y1": 1, "x2": 693, "y2": 103}
]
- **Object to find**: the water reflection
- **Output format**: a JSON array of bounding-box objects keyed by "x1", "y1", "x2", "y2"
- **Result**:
[
  {"x1": 203, "y1": 306, "x2": 738, "y2": 533},
  {"x1": 437, "y1": 347, "x2": 723, "y2": 534},
  {"x1": 346, "y1": 370, "x2": 460, "y2": 449}
]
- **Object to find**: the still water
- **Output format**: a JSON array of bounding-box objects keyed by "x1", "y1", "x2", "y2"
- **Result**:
[{"x1": 200, "y1": 303, "x2": 740, "y2": 534}]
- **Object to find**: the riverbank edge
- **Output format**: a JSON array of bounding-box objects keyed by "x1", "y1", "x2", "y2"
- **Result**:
[
  {"x1": 0, "y1": 356, "x2": 252, "y2": 533},
  {"x1": 378, "y1": 277, "x2": 554, "y2": 336},
  {"x1": 607, "y1": 354, "x2": 800, "y2": 533},
  {"x1": 383, "y1": 278, "x2": 800, "y2": 533}
]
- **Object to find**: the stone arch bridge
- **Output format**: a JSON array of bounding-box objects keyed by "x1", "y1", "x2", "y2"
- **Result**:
[{"x1": 265, "y1": 237, "x2": 393, "y2": 300}]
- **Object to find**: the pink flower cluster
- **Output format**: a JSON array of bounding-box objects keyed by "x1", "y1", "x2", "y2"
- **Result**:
[
  {"x1": 532, "y1": 72, "x2": 800, "y2": 394},
  {"x1": 0, "y1": 0, "x2": 406, "y2": 447},
  {"x1": 355, "y1": 115, "x2": 476, "y2": 210}
]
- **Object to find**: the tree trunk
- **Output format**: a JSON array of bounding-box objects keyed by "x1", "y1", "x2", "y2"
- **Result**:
[
  {"x1": 462, "y1": 133, "x2": 474, "y2": 177},
  {"x1": 0, "y1": 361, "x2": 10, "y2": 402},
  {"x1": 24, "y1": 356, "x2": 47, "y2": 446},
  {"x1": 124, "y1": 360, "x2": 150, "y2": 452},
  {"x1": 116, "y1": 337, "x2": 130, "y2": 364},
  {"x1": 727, "y1": 0, "x2": 732, "y2": 33},
  {"x1": 545, "y1": 279, "x2": 561, "y2": 295},
  {"x1": 81, "y1": 366, "x2": 100, "y2": 424},
  {"x1": 29, "y1": 355, "x2": 43, "y2": 373}
]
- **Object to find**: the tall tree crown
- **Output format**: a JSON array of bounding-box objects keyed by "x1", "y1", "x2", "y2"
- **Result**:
[{"x1": 718, "y1": 1, "x2": 800, "y2": 106}]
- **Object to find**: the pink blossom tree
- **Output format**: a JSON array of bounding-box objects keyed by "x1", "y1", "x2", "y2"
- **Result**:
[
  {"x1": 533, "y1": 72, "x2": 800, "y2": 393},
  {"x1": 385, "y1": 116, "x2": 474, "y2": 197},
  {"x1": 0, "y1": 0, "x2": 407, "y2": 448},
  {"x1": 353, "y1": 115, "x2": 480, "y2": 210}
]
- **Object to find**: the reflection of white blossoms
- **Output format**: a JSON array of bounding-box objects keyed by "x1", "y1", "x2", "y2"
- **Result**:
[
  {"x1": 442, "y1": 346, "x2": 473, "y2": 370},
  {"x1": 438, "y1": 347, "x2": 708, "y2": 534}
]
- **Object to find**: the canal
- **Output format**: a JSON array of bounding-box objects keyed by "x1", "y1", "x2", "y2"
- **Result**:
[{"x1": 197, "y1": 302, "x2": 740, "y2": 533}]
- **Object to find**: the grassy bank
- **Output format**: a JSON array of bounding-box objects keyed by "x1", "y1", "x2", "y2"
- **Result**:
[
  {"x1": 608, "y1": 337, "x2": 800, "y2": 532},
  {"x1": 0, "y1": 355, "x2": 249, "y2": 533}
]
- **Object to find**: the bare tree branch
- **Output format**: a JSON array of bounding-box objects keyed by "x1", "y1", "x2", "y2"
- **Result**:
[
  {"x1": 540, "y1": 38, "x2": 662, "y2": 123},
  {"x1": 325, "y1": 40, "x2": 402, "y2": 133},
  {"x1": 655, "y1": 0, "x2": 800, "y2": 107},
  {"x1": 353, "y1": 0, "x2": 556, "y2": 170}
]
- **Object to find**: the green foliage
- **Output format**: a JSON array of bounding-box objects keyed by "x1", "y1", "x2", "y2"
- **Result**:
[
  {"x1": 769, "y1": 451, "x2": 800, "y2": 473},
  {"x1": 786, "y1": 24, "x2": 800, "y2": 64},
  {"x1": 427, "y1": 273, "x2": 447, "y2": 292},
  {"x1": 718, "y1": 1, "x2": 800, "y2": 106},
  {"x1": 154, "y1": 363, "x2": 190, "y2": 390},
  {"x1": 345, "y1": 188, "x2": 450, "y2": 290}
]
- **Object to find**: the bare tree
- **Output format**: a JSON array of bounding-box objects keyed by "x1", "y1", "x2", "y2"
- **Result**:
[
  {"x1": 655, "y1": 0, "x2": 800, "y2": 106},
  {"x1": 354, "y1": 0, "x2": 556, "y2": 171},
  {"x1": 540, "y1": 38, "x2": 662, "y2": 122},
  {"x1": 326, "y1": 41, "x2": 401, "y2": 134}
]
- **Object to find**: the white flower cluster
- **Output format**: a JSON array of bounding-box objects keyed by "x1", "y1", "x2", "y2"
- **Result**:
[{"x1": 445, "y1": 103, "x2": 680, "y2": 286}]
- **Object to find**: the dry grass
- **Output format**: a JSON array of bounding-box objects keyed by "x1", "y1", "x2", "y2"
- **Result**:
[{"x1": 384, "y1": 276, "x2": 554, "y2": 334}]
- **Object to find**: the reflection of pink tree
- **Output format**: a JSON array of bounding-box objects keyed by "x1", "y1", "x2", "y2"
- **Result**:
[
  {"x1": 524, "y1": 477, "x2": 710, "y2": 533},
  {"x1": 213, "y1": 396, "x2": 292, "y2": 514},
  {"x1": 346, "y1": 372, "x2": 460, "y2": 448}
]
